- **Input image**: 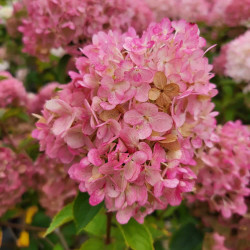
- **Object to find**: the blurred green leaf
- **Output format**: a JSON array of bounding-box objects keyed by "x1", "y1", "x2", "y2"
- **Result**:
[
  {"x1": 32, "y1": 210, "x2": 51, "y2": 228},
  {"x1": 45, "y1": 202, "x2": 73, "y2": 236},
  {"x1": 169, "y1": 223, "x2": 203, "y2": 250},
  {"x1": 84, "y1": 209, "x2": 106, "y2": 237},
  {"x1": 1, "y1": 208, "x2": 20, "y2": 221},
  {"x1": 80, "y1": 238, "x2": 105, "y2": 250},
  {"x1": 53, "y1": 243, "x2": 64, "y2": 250},
  {"x1": 61, "y1": 222, "x2": 76, "y2": 247},
  {"x1": 0, "y1": 108, "x2": 29, "y2": 122},
  {"x1": 73, "y1": 192, "x2": 103, "y2": 234},
  {"x1": 118, "y1": 219, "x2": 153, "y2": 250},
  {"x1": 56, "y1": 54, "x2": 71, "y2": 83}
]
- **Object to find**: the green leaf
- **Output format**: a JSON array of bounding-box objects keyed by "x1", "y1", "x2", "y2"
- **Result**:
[
  {"x1": 80, "y1": 238, "x2": 105, "y2": 250},
  {"x1": 80, "y1": 232, "x2": 126, "y2": 250},
  {"x1": 53, "y1": 243, "x2": 64, "y2": 250},
  {"x1": 45, "y1": 202, "x2": 73, "y2": 236},
  {"x1": 73, "y1": 192, "x2": 103, "y2": 234},
  {"x1": 56, "y1": 54, "x2": 71, "y2": 83},
  {"x1": 1, "y1": 208, "x2": 20, "y2": 221},
  {"x1": 118, "y1": 219, "x2": 154, "y2": 250},
  {"x1": 169, "y1": 223, "x2": 203, "y2": 250},
  {"x1": 0, "y1": 108, "x2": 29, "y2": 122},
  {"x1": 84, "y1": 209, "x2": 106, "y2": 236}
]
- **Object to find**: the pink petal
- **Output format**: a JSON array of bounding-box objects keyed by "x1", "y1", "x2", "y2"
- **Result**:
[
  {"x1": 45, "y1": 99, "x2": 71, "y2": 114},
  {"x1": 150, "y1": 113, "x2": 173, "y2": 132},
  {"x1": 58, "y1": 146, "x2": 74, "y2": 164},
  {"x1": 137, "y1": 103, "x2": 158, "y2": 117},
  {"x1": 167, "y1": 189, "x2": 182, "y2": 206},
  {"x1": 126, "y1": 186, "x2": 137, "y2": 205},
  {"x1": 115, "y1": 193, "x2": 125, "y2": 209},
  {"x1": 133, "y1": 151, "x2": 147, "y2": 164},
  {"x1": 135, "y1": 83, "x2": 151, "y2": 102},
  {"x1": 163, "y1": 179, "x2": 179, "y2": 188},
  {"x1": 89, "y1": 189, "x2": 105, "y2": 206},
  {"x1": 137, "y1": 122, "x2": 152, "y2": 140},
  {"x1": 88, "y1": 149, "x2": 103, "y2": 166},
  {"x1": 124, "y1": 110, "x2": 143, "y2": 125},
  {"x1": 52, "y1": 114, "x2": 74, "y2": 135},
  {"x1": 120, "y1": 127, "x2": 139, "y2": 151},
  {"x1": 116, "y1": 206, "x2": 133, "y2": 224},
  {"x1": 124, "y1": 161, "x2": 140, "y2": 182},
  {"x1": 64, "y1": 127, "x2": 86, "y2": 149}
]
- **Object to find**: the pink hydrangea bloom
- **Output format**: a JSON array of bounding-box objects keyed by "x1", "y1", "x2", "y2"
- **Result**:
[
  {"x1": 224, "y1": 31, "x2": 250, "y2": 83},
  {"x1": 146, "y1": 0, "x2": 210, "y2": 23},
  {"x1": 17, "y1": 0, "x2": 154, "y2": 60},
  {"x1": 0, "y1": 146, "x2": 34, "y2": 216},
  {"x1": 27, "y1": 82, "x2": 62, "y2": 113},
  {"x1": 33, "y1": 155, "x2": 77, "y2": 216},
  {"x1": 34, "y1": 18, "x2": 218, "y2": 224},
  {"x1": 224, "y1": 0, "x2": 250, "y2": 27},
  {"x1": 213, "y1": 31, "x2": 250, "y2": 83},
  {"x1": 147, "y1": 0, "x2": 250, "y2": 27},
  {"x1": 191, "y1": 121, "x2": 250, "y2": 218},
  {"x1": 0, "y1": 71, "x2": 27, "y2": 108}
]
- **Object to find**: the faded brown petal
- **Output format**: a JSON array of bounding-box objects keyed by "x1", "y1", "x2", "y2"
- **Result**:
[
  {"x1": 164, "y1": 83, "x2": 180, "y2": 99},
  {"x1": 153, "y1": 71, "x2": 167, "y2": 89},
  {"x1": 156, "y1": 93, "x2": 171, "y2": 109},
  {"x1": 159, "y1": 134, "x2": 177, "y2": 144},
  {"x1": 99, "y1": 109, "x2": 120, "y2": 121},
  {"x1": 179, "y1": 123, "x2": 194, "y2": 137},
  {"x1": 148, "y1": 88, "x2": 161, "y2": 101},
  {"x1": 198, "y1": 95, "x2": 210, "y2": 101},
  {"x1": 161, "y1": 141, "x2": 180, "y2": 151}
]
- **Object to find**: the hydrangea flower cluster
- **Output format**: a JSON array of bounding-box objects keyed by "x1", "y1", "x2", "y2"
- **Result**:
[
  {"x1": 190, "y1": 121, "x2": 250, "y2": 218},
  {"x1": 223, "y1": 0, "x2": 250, "y2": 27},
  {"x1": 17, "y1": 0, "x2": 154, "y2": 60},
  {"x1": 146, "y1": 0, "x2": 210, "y2": 23},
  {"x1": 33, "y1": 18, "x2": 218, "y2": 224},
  {"x1": 33, "y1": 155, "x2": 77, "y2": 216},
  {"x1": 0, "y1": 71, "x2": 27, "y2": 108},
  {"x1": 0, "y1": 146, "x2": 34, "y2": 216},
  {"x1": 147, "y1": 0, "x2": 250, "y2": 27},
  {"x1": 215, "y1": 31, "x2": 250, "y2": 83}
]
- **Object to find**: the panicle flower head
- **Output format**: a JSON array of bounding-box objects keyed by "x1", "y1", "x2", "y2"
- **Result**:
[
  {"x1": 147, "y1": 0, "x2": 250, "y2": 27},
  {"x1": 146, "y1": 0, "x2": 210, "y2": 23},
  {"x1": 33, "y1": 155, "x2": 77, "y2": 216},
  {"x1": 224, "y1": 31, "x2": 250, "y2": 83},
  {"x1": 17, "y1": 0, "x2": 154, "y2": 60},
  {"x1": 224, "y1": 0, "x2": 250, "y2": 27},
  {"x1": 0, "y1": 71, "x2": 28, "y2": 108},
  {"x1": 213, "y1": 31, "x2": 250, "y2": 83},
  {"x1": 0, "y1": 146, "x2": 34, "y2": 216},
  {"x1": 34, "y1": 18, "x2": 218, "y2": 224},
  {"x1": 191, "y1": 121, "x2": 250, "y2": 218}
]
